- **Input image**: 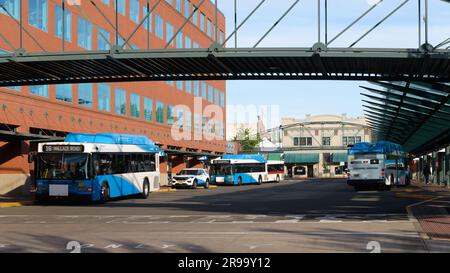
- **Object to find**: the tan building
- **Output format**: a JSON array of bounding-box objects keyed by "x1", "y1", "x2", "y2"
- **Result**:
[{"x1": 281, "y1": 114, "x2": 371, "y2": 178}]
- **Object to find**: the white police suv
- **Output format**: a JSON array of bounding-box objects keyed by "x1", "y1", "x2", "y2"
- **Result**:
[{"x1": 171, "y1": 168, "x2": 210, "y2": 189}]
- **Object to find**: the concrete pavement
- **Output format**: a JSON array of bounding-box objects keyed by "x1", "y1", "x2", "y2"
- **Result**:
[{"x1": 0, "y1": 179, "x2": 447, "y2": 253}]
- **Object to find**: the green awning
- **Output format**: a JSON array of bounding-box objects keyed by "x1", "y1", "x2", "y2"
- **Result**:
[
  {"x1": 332, "y1": 153, "x2": 348, "y2": 163},
  {"x1": 284, "y1": 153, "x2": 319, "y2": 164},
  {"x1": 267, "y1": 153, "x2": 283, "y2": 161}
]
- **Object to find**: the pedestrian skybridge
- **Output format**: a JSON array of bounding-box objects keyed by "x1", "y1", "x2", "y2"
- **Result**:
[
  {"x1": 0, "y1": 47, "x2": 449, "y2": 87},
  {"x1": 0, "y1": 0, "x2": 449, "y2": 86}
]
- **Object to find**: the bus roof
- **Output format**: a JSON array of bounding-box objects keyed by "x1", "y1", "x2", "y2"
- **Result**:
[
  {"x1": 36, "y1": 133, "x2": 161, "y2": 153},
  {"x1": 65, "y1": 133, "x2": 157, "y2": 146},
  {"x1": 221, "y1": 154, "x2": 267, "y2": 163},
  {"x1": 348, "y1": 141, "x2": 405, "y2": 155}
]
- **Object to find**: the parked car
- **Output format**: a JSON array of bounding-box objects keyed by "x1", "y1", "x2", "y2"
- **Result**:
[{"x1": 171, "y1": 168, "x2": 210, "y2": 189}]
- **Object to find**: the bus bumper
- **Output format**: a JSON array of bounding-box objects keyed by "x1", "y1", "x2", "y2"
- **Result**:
[
  {"x1": 347, "y1": 179, "x2": 385, "y2": 187},
  {"x1": 34, "y1": 192, "x2": 94, "y2": 203}
]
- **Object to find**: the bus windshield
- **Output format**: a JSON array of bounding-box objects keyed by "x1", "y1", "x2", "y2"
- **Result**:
[
  {"x1": 211, "y1": 164, "x2": 233, "y2": 175},
  {"x1": 37, "y1": 153, "x2": 89, "y2": 180}
]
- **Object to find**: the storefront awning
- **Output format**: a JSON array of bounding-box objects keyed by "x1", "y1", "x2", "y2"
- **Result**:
[
  {"x1": 332, "y1": 153, "x2": 348, "y2": 163},
  {"x1": 284, "y1": 153, "x2": 319, "y2": 164},
  {"x1": 267, "y1": 153, "x2": 283, "y2": 161}
]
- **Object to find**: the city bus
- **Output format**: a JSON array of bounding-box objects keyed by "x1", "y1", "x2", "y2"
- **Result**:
[
  {"x1": 346, "y1": 141, "x2": 410, "y2": 191},
  {"x1": 33, "y1": 133, "x2": 161, "y2": 202},
  {"x1": 266, "y1": 160, "x2": 285, "y2": 182},
  {"x1": 210, "y1": 155, "x2": 268, "y2": 185}
]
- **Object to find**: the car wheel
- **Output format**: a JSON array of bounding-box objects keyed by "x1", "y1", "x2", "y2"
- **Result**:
[
  {"x1": 192, "y1": 180, "x2": 198, "y2": 189},
  {"x1": 238, "y1": 176, "x2": 242, "y2": 186},
  {"x1": 204, "y1": 179, "x2": 210, "y2": 189},
  {"x1": 100, "y1": 182, "x2": 110, "y2": 203},
  {"x1": 141, "y1": 179, "x2": 150, "y2": 199}
]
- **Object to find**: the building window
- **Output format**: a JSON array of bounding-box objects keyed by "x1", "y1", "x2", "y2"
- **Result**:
[
  {"x1": 220, "y1": 92, "x2": 225, "y2": 107},
  {"x1": 194, "y1": 114, "x2": 200, "y2": 135},
  {"x1": 192, "y1": 6, "x2": 198, "y2": 26},
  {"x1": 97, "y1": 27, "x2": 110, "y2": 50},
  {"x1": 130, "y1": 0, "x2": 140, "y2": 23},
  {"x1": 143, "y1": 6, "x2": 152, "y2": 31},
  {"x1": 167, "y1": 104, "x2": 175, "y2": 125},
  {"x1": 144, "y1": 97, "x2": 153, "y2": 121},
  {"x1": 184, "y1": 0, "x2": 190, "y2": 18},
  {"x1": 29, "y1": 0, "x2": 48, "y2": 31},
  {"x1": 130, "y1": 93, "x2": 140, "y2": 118},
  {"x1": 185, "y1": 81, "x2": 192, "y2": 94},
  {"x1": 0, "y1": 0, "x2": 20, "y2": 19},
  {"x1": 156, "y1": 101, "x2": 164, "y2": 124},
  {"x1": 55, "y1": 5, "x2": 71, "y2": 42},
  {"x1": 98, "y1": 84, "x2": 111, "y2": 112},
  {"x1": 193, "y1": 81, "x2": 199, "y2": 97},
  {"x1": 185, "y1": 35, "x2": 191, "y2": 48},
  {"x1": 176, "y1": 81, "x2": 183, "y2": 91},
  {"x1": 78, "y1": 17, "x2": 92, "y2": 50},
  {"x1": 176, "y1": 0, "x2": 182, "y2": 13},
  {"x1": 200, "y1": 13, "x2": 205, "y2": 32},
  {"x1": 116, "y1": 0, "x2": 126, "y2": 16},
  {"x1": 155, "y1": 14, "x2": 164, "y2": 39},
  {"x1": 78, "y1": 83, "x2": 93, "y2": 107},
  {"x1": 29, "y1": 85, "x2": 48, "y2": 97},
  {"x1": 201, "y1": 82, "x2": 207, "y2": 100},
  {"x1": 343, "y1": 136, "x2": 361, "y2": 146},
  {"x1": 207, "y1": 19, "x2": 212, "y2": 38},
  {"x1": 208, "y1": 85, "x2": 213, "y2": 103},
  {"x1": 115, "y1": 88, "x2": 126, "y2": 115},
  {"x1": 214, "y1": 88, "x2": 219, "y2": 105},
  {"x1": 56, "y1": 84, "x2": 72, "y2": 103},
  {"x1": 193, "y1": 41, "x2": 199, "y2": 48},
  {"x1": 322, "y1": 137, "x2": 331, "y2": 146},
  {"x1": 219, "y1": 30, "x2": 224, "y2": 44},
  {"x1": 176, "y1": 32, "x2": 183, "y2": 48},
  {"x1": 294, "y1": 137, "x2": 312, "y2": 146},
  {"x1": 166, "y1": 21, "x2": 174, "y2": 46}
]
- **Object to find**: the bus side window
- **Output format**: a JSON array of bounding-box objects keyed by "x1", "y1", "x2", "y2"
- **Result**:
[{"x1": 137, "y1": 154, "x2": 145, "y2": 172}]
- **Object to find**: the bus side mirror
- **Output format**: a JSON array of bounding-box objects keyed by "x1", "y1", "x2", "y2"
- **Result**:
[{"x1": 28, "y1": 152, "x2": 35, "y2": 164}]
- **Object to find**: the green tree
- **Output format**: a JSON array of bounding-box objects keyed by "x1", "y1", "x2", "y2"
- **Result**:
[{"x1": 234, "y1": 127, "x2": 262, "y2": 153}]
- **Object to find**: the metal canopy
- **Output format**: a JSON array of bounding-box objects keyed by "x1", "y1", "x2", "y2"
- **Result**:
[
  {"x1": 362, "y1": 81, "x2": 450, "y2": 154},
  {"x1": 0, "y1": 48, "x2": 449, "y2": 87},
  {"x1": 0, "y1": 130, "x2": 64, "y2": 142}
]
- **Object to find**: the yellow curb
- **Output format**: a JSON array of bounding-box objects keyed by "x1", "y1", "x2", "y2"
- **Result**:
[
  {"x1": 0, "y1": 201, "x2": 32, "y2": 208},
  {"x1": 155, "y1": 188, "x2": 177, "y2": 192},
  {"x1": 208, "y1": 185, "x2": 218, "y2": 189}
]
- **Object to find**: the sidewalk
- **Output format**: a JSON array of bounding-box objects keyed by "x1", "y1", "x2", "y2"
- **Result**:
[{"x1": 403, "y1": 181, "x2": 450, "y2": 243}]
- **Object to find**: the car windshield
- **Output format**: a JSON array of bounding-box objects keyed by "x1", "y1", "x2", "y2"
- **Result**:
[
  {"x1": 211, "y1": 164, "x2": 233, "y2": 175},
  {"x1": 37, "y1": 153, "x2": 89, "y2": 180},
  {"x1": 178, "y1": 170, "x2": 201, "y2": 175}
]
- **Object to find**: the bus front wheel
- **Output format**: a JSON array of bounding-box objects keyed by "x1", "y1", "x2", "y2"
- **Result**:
[
  {"x1": 100, "y1": 182, "x2": 110, "y2": 203},
  {"x1": 276, "y1": 175, "x2": 281, "y2": 183},
  {"x1": 141, "y1": 179, "x2": 150, "y2": 199},
  {"x1": 257, "y1": 176, "x2": 263, "y2": 185},
  {"x1": 238, "y1": 177, "x2": 242, "y2": 186}
]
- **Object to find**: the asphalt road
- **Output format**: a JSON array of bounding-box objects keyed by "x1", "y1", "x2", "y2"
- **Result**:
[{"x1": 0, "y1": 179, "x2": 438, "y2": 253}]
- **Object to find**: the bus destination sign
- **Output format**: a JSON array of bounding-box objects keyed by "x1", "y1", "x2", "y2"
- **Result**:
[{"x1": 43, "y1": 145, "x2": 84, "y2": 153}]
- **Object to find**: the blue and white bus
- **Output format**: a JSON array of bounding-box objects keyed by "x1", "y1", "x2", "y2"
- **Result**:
[
  {"x1": 347, "y1": 141, "x2": 410, "y2": 191},
  {"x1": 34, "y1": 133, "x2": 161, "y2": 202},
  {"x1": 210, "y1": 155, "x2": 268, "y2": 185}
]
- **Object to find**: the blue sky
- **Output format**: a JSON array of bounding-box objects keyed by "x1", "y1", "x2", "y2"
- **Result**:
[{"x1": 217, "y1": 0, "x2": 450, "y2": 128}]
